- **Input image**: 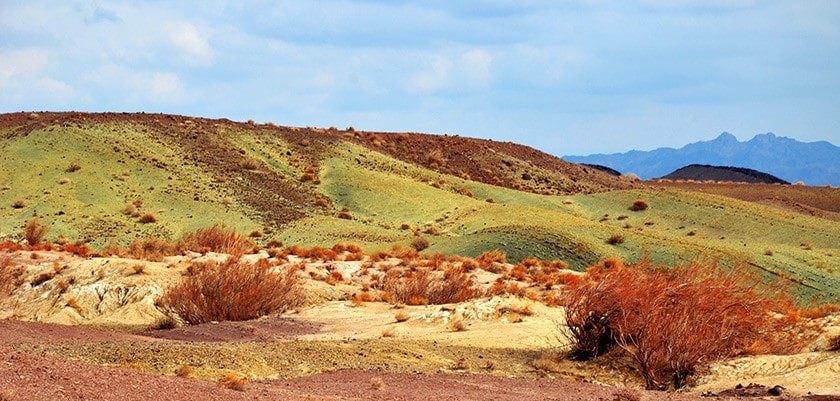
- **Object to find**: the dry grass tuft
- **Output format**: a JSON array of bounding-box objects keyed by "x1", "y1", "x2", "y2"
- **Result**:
[
  {"x1": 447, "y1": 316, "x2": 467, "y2": 332},
  {"x1": 23, "y1": 218, "x2": 48, "y2": 246},
  {"x1": 175, "y1": 365, "x2": 194, "y2": 378},
  {"x1": 138, "y1": 213, "x2": 157, "y2": 224},
  {"x1": 629, "y1": 200, "x2": 649, "y2": 211},
  {"x1": 394, "y1": 310, "x2": 410, "y2": 322},
  {"x1": 411, "y1": 236, "x2": 430, "y2": 251},
  {"x1": 476, "y1": 250, "x2": 506, "y2": 271},
  {"x1": 176, "y1": 224, "x2": 253, "y2": 255},
  {"x1": 606, "y1": 234, "x2": 624, "y2": 245},
  {"x1": 370, "y1": 376, "x2": 386, "y2": 390},
  {"x1": 217, "y1": 373, "x2": 248, "y2": 391}
]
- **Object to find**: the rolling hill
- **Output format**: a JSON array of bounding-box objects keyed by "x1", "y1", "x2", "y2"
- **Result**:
[
  {"x1": 1, "y1": 112, "x2": 838, "y2": 301},
  {"x1": 564, "y1": 132, "x2": 840, "y2": 185}
]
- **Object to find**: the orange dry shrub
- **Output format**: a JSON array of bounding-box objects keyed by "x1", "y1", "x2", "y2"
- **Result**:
[
  {"x1": 369, "y1": 250, "x2": 392, "y2": 262},
  {"x1": 563, "y1": 258, "x2": 816, "y2": 390},
  {"x1": 476, "y1": 250, "x2": 506, "y2": 271},
  {"x1": 218, "y1": 373, "x2": 248, "y2": 391},
  {"x1": 158, "y1": 257, "x2": 303, "y2": 324},
  {"x1": 60, "y1": 243, "x2": 91, "y2": 257},
  {"x1": 510, "y1": 265, "x2": 528, "y2": 281},
  {"x1": 379, "y1": 266, "x2": 484, "y2": 305},
  {"x1": 176, "y1": 224, "x2": 253, "y2": 255},
  {"x1": 0, "y1": 241, "x2": 21, "y2": 252}
]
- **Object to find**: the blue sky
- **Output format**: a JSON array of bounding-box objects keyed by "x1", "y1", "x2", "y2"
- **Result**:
[{"x1": 1, "y1": 1, "x2": 838, "y2": 156}]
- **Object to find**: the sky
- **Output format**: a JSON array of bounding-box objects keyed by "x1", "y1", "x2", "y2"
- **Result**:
[{"x1": 1, "y1": 1, "x2": 839, "y2": 156}]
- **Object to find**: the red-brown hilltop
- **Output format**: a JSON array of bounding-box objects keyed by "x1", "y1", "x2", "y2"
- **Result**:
[{"x1": 348, "y1": 130, "x2": 636, "y2": 195}]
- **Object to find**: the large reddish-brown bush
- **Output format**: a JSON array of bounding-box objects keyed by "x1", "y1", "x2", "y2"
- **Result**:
[
  {"x1": 563, "y1": 258, "x2": 814, "y2": 390},
  {"x1": 158, "y1": 257, "x2": 303, "y2": 324}
]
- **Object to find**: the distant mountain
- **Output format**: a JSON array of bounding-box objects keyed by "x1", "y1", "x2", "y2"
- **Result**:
[
  {"x1": 563, "y1": 133, "x2": 840, "y2": 185},
  {"x1": 661, "y1": 164, "x2": 790, "y2": 184}
]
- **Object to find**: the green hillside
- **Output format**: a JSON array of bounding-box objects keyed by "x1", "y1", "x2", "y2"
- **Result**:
[{"x1": 1, "y1": 112, "x2": 837, "y2": 301}]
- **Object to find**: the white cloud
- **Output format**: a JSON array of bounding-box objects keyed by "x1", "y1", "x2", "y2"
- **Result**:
[
  {"x1": 405, "y1": 55, "x2": 452, "y2": 94},
  {"x1": 82, "y1": 65, "x2": 187, "y2": 104},
  {"x1": 170, "y1": 23, "x2": 214, "y2": 63},
  {"x1": 150, "y1": 73, "x2": 186, "y2": 100},
  {"x1": 461, "y1": 49, "x2": 493, "y2": 87},
  {"x1": 37, "y1": 77, "x2": 74, "y2": 99},
  {"x1": 0, "y1": 49, "x2": 49, "y2": 87}
]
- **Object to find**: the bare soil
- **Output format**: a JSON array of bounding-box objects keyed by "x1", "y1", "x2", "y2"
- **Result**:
[{"x1": 3, "y1": 319, "x2": 836, "y2": 401}]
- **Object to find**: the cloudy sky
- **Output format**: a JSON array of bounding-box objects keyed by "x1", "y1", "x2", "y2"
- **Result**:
[{"x1": 1, "y1": 1, "x2": 838, "y2": 156}]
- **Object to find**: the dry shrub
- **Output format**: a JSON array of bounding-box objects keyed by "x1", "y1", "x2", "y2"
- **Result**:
[
  {"x1": 606, "y1": 234, "x2": 625, "y2": 245},
  {"x1": 66, "y1": 163, "x2": 81, "y2": 173},
  {"x1": 394, "y1": 310, "x2": 410, "y2": 322},
  {"x1": 23, "y1": 218, "x2": 48, "y2": 246},
  {"x1": 337, "y1": 210, "x2": 353, "y2": 220},
  {"x1": 158, "y1": 257, "x2": 303, "y2": 324},
  {"x1": 217, "y1": 373, "x2": 247, "y2": 391},
  {"x1": 476, "y1": 250, "x2": 506, "y2": 270},
  {"x1": 176, "y1": 224, "x2": 253, "y2": 255},
  {"x1": 370, "y1": 376, "x2": 385, "y2": 390},
  {"x1": 60, "y1": 242, "x2": 90, "y2": 257},
  {"x1": 239, "y1": 158, "x2": 261, "y2": 171},
  {"x1": 11, "y1": 199, "x2": 25, "y2": 209},
  {"x1": 411, "y1": 236, "x2": 429, "y2": 251},
  {"x1": 129, "y1": 237, "x2": 176, "y2": 261},
  {"x1": 138, "y1": 213, "x2": 157, "y2": 224},
  {"x1": 563, "y1": 258, "x2": 814, "y2": 390},
  {"x1": 447, "y1": 316, "x2": 466, "y2": 331},
  {"x1": 175, "y1": 365, "x2": 194, "y2": 378},
  {"x1": 629, "y1": 200, "x2": 649, "y2": 211},
  {"x1": 380, "y1": 266, "x2": 483, "y2": 305}
]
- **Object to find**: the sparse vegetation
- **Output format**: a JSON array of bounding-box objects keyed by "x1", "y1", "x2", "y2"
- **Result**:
[{"x1": 158, "y1": 257, "x2": 303, "y2": 324}]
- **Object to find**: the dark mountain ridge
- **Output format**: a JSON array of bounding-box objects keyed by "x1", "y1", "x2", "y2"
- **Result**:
[{"x1": 661, "y1": 164, "x2": 790, "y2": 184}]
